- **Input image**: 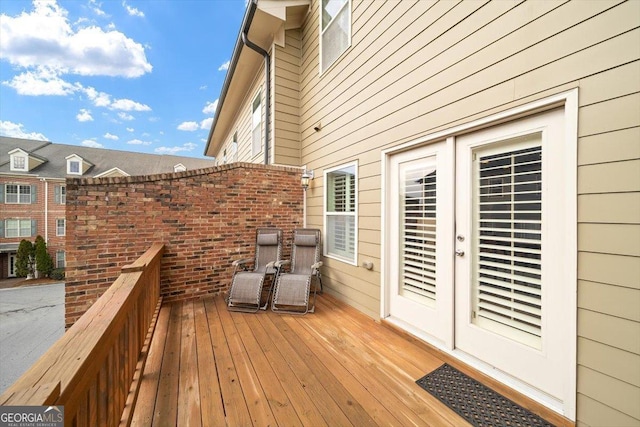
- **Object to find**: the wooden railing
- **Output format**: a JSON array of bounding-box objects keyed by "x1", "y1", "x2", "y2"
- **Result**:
[{"x1": 0, "y1": 243, "x2": 165, "y2": 427}]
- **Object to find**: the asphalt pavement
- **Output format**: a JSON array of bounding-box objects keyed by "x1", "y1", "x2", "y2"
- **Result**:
[{"x1": 0, "y1": 282, "x2": 65, "y2": 394}]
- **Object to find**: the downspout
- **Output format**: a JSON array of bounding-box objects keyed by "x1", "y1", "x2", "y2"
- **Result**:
[{"x1": 242, "y1": 0, "x2": 271, "y2": 165}]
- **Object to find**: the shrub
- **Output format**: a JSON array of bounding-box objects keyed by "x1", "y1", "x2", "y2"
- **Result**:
[
  {"x1": 16, "y1": 239, "x2": 34, "y2": 278},
  {"x1": 50, "y1": 268, "x2": 65, "y2": 281},
  {"x1": 34, "y1": 235, "x2": 54, "y2": 277}
]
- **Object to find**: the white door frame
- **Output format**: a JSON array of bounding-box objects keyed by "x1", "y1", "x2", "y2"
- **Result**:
[{"x1": 381, "y1": 89, "x2": 578, "y2": 419}]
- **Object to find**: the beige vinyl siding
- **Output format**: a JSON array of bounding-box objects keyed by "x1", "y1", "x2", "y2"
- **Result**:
[
  {"x1": 215, "y1": 64, "x2": 268, "y2": 164},
  {"x1": 292, "y1": 0, "x2": 640, "y2": 422},
  {"x1": 273, "y1": 29, "x2": 302, "y2": 166}
]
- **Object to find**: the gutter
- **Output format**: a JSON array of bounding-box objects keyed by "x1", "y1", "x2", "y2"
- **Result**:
[{"x1": 205, "y1": 0, "x2": 271, "y2": 165}]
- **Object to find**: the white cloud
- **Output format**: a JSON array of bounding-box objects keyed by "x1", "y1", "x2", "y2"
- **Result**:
[
  {"x1": 199, "y1": 85, "x2": 207, "y2": 90},
  {"x1": 202, "y1": 99, "x2": 218, "y2": 115},
  {"x1": 89, "y1": 0, "x2": 107, "y2": 17},
  {"x1": 0, "y1": 0, "x2": 152, "y2": 78},
  {"x1": 218, "y1": 60, "x2": 230, "y2": 71},
  {"x1": 155, "y1": 142, "x2": 197, "y2": 155},
  {"x1": 0, "y1": 120, "x2": 48, "y2": 140},
  {"x1": 81, "y1": 139, "x2": 103, "y2": 148},
  {"x1": 76, "y1": 108, "x2": 93, "y2": 122},
  {"x1": 2, "y1": 67, "x2": 79, "y2": 96},
  {"x1": 82, "y1": 86, "x2": 151, "y2": 112},
  {"x1": 177, "y1": 121, "x2": 198, "y2": 131},
  {"x1": 126, "y1": 127, "x2": 134, "y2": 132},
  {"x1": 123, "y1": 1, "x2": 144, "y2": 17},
  {"x1": 104, "y1": 132, "x2": 118, "y2": 140},
  {"x1": 83, "y1": 86, "x2": 111, "y2": 107},
  {"x1": 118, "y1": 112, "x2": 134, "y2": 121},
  {"x1": 127, "y1": 138, "x2": 151, "y2": 145},
  {"x1": 110, "y1": 98, "x2": 150, "y2": 111},
  {"x1": 200, "y1": 117, "x2": 213, "y2": 130}
]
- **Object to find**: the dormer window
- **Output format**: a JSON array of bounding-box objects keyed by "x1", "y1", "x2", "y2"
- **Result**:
[
  {"x1": 12, "y1": 155, "x2": 26, "y2": 171},
  {"x1": 174, "y1": 163, "x2": 186, "y2": 172},
  {"x1": 8, "y1": 148, "x2": 41, "y2": 172},
  {"x1": 69, "y1": 160, "x2": 80, "y2": 174},
  {"x1": 65, "y1": 154, "x2": 92, "y2": 176}
]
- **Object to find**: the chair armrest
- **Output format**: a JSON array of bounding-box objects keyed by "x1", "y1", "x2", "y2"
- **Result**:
[
  {"x1": 266, "y1": 261, "x2": 276, "y2": 269},
  {"x1": 311, "y1": 261, "x2": 323, "y2": 271},
  {"x1": 232, "y1": 258, "x2": 253, "y2": 267},
  {"x1": 274, "y1": 260, "x2": 291, "y2": 269}
]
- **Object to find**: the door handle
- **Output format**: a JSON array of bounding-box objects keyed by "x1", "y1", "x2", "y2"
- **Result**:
[{"x1": 455, "y1": 249, "x2": 465, "y2": 257}]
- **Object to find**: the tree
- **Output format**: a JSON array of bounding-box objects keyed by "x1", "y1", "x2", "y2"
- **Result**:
[
  {"x1": 34, "y1": 235, "x2": 54, "y2": 277},
  {"x1": 16, "y1": 239, "x2": 35, "y2": 278}
]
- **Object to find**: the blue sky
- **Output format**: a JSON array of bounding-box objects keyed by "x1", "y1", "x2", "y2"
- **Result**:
[{"x1": 0, "y1": 0, "x2": 246, "y2": 158}]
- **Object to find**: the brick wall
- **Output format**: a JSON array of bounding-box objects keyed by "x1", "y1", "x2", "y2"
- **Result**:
[{"x1": 64, "y1": 163, "x2": 303, "y2": 327}]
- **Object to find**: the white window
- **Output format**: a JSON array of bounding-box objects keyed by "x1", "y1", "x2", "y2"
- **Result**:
[
  {"x1": 320, "y1": 0, "x2": 351, "y2": 73},
  {"x1": 56, "y1": 251, "x2": 65, "y2": 269},
  {"x1": 5, "y1": 219, "x2": 32, "y2": 238},
  {"x1": 324, "y1": 162, "x2": 357, "y2": 264},
  {"x1": 56, "y1": 219, "x2": 66, "y2": 236},
  {"x1": 252, "y1": 93, "x2": 262, "y2": 157},
  {"x1": 6, "y1": 184, "x2": 32, "y2": 204},
  {"x1": 57, "y1": 185, "x2": 66, "y2": 204},
  {"x1": 68, "y1": 160, "x2": 81, "y2": 175},
  {"x1": 231, "y1": 132, "x2": 238, "y2": 162},
  {"x1": 12, "y1": 155, "x2": 27, "y2": 171}
]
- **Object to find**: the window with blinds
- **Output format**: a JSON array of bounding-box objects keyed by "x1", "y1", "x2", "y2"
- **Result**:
[
  {"x1": 473, "y1": 141, "x2": 543, "y2": 349},
  {"x1": 400, "y1": 160, "x2": 437, "y2": 307},
  {"x1": 325, "y1": 163, "x2": 357, "y2": 263}
]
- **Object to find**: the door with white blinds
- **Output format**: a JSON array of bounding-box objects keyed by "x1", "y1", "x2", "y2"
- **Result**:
[
  {"x1": 388, "y1": 141, "x2": 451, "y2": 343},
  {"x1": 454, "y1": 109, "x2": 568, "y2": 402}
]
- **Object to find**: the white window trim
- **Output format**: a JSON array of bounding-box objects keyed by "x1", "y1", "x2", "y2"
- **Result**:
[
  {"x1": 319, "y1": 0, "x2": 352, "y2": 75},
  {"x1": 68, "y1": 160, "x2": 81, "y2": 175},
  {"x1": 10, "y1": 154, "x2": 28, "y2": 172},
  {"x1": 5, "y1": 184, "x2": 31, "y2": 204},
  {"x1": 323, "y1": 160, "x2": 358, "y2": 265},
  {"x1": 56, "y1": 218, "x2": 66, "y2": 236},
  {"x1": 380, "y1": 89, "x2": 578, "y2": 420},
  {"x1": 5, "y1": 219, "x2": 32, "y2": 238},
  {"x1": 251, "y1": 92, "x2": 262, "y2": 158},
  {"x1": 56, "y1": 251, "x2": 65, "y2": 269}
]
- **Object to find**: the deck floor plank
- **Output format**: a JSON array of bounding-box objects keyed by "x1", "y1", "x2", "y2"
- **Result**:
[
  {"x1": 235, "y1": 311, "x2": 328, "y2": 427},
  {"x1": 152, "y1": 301, "x2": 181, "y2": 427},
  {"x1": 213, "y1": 296, "x2": 278, "y2": 426},
  {"x1": 132, "y1": 294, "x2": 569, "y2": 426},
  {"x1": 246, "y1": 312, "x2": 356, "y2": 427},
  {"x1": 178, "y1": 300, "x2": 202, "y2": 427},
  {"x1": 193, "y1": 300, "x2": 226, "y2": 427},
  {"x1": 130, "y1": 304, "x2": 171, "y2": 426},
  {"x1": 204, "y1": 298, "x2": 253, "y2": 426}
]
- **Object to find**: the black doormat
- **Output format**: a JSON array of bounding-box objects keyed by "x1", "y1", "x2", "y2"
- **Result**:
[{"x1": 415, "y1": 364, "x2": 555, "y2": 427}]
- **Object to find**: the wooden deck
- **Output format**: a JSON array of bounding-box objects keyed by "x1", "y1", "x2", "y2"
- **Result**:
[{"x1": 131, "y1": 294, "x2": 570, "y2": 427}]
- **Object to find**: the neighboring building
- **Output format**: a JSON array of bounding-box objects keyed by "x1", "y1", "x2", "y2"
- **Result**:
[
  {"x1": 204, "y1": 1, "x2": 640, "y2": 425},
  {"x1": 0, "y1": 136, "x2": 215, "y2": 279}
]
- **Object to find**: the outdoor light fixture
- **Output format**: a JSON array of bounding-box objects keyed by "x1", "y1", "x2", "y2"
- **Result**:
[{"x1": 301, "y1": 169, "x2": 314, "y2": 190}]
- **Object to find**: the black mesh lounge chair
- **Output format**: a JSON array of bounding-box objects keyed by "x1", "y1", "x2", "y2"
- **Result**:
[
  {"x1": 271, "y1": 229, "x2": 323, "y2": 314},
  {"x1": 227, "y1": 228, "x2": 282, "y2": 312}
]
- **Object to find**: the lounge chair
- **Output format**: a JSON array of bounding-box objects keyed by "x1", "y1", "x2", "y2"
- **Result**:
[
  {"x1": 227, "y1": 228, "x2": 282, "y2": 312},
  {"x1": 271, "y1": 229, "x2": 323, "y2": 314}
]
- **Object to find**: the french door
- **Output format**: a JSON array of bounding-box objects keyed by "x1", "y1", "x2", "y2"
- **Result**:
[{"x1": 386, "y1": 107, "x2": 573, "y2": 412}]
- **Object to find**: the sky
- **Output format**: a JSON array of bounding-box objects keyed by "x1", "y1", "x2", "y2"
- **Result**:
[{"x1": 0, "y1": 0, "x2": 247, "y2": 158}]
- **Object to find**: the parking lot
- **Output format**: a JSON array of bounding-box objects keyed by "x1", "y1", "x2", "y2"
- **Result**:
[{"x1": 0, "y1": 282, "x2": 65, "y2": 394}]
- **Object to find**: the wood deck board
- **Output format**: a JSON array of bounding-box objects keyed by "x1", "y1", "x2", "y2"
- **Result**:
[{"x1": 132, "y1": 293, "x2": 568, "y2": 426}]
